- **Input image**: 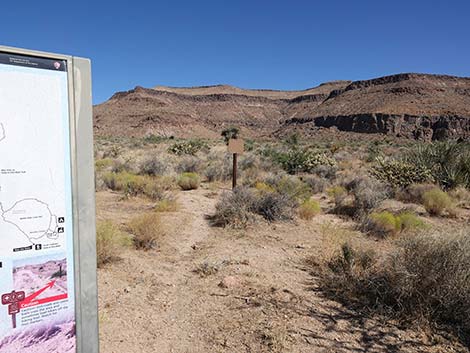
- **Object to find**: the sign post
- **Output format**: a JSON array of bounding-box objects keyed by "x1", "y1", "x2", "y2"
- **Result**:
[
  {"x1": 0, "y1": 46, "x2": 98, "y2": 353},
  {"x1": 228, "y1": 138, "x2": 244, "y2": 189}
]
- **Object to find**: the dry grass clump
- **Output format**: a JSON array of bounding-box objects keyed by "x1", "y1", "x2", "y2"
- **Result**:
[
  {"x1": 177, "y1": 172, "x2": 201, "y2": 190},
  {"x1": 154, "y1": 199, "x2": 178, "y2": 212},
  {"x1": 449, "y1": 186, "x2": 470, "y2": 208},
  {"x1": 96, "y1": 221, "x2": 131, "y2": 267},
  {"x1": 128, "y1": 213, "x2": 164, "y2": 250},
  {"x1": 422, "y1": 188, "x2": 453, "y2": 216},
  {"x1": 313, "y1": 231, "x2": 470, "y2": 343},
  {"x1": 299, "y1": 199, "x2": 321, "y2": 220}
]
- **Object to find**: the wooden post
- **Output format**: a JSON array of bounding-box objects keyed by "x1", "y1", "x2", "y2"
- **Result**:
[{"x1": 232, "y1": 153, "x2": 238, "y2": 189}]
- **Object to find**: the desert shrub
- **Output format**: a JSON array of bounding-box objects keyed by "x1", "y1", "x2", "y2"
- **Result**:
[
  {"x1": 371, "y1": 156, "x2": 433, "y2": 188},
  {"x1": 398, "y1": 211, "x2": 426, "y2": 232},
  {"x1": 327, "y1": 186, "x2": 348, "y2": 207},
  {"x1": 154, "y1": 199, "x2": 178, "y2": 212},
  {"x1": 273, "y1": 148, "x2": 337, "y2": 174},
  {"x1": 96, "y1": 221, "x2": 131, "y2": 267},
  {"x1": 449, "y1": 186, "x2": 470, "y2": 208},
  {"x1": 103, "y1": 172, "x2": 172, "y2": 201},
  {"x1": 139, "y1": 156, "x2": 168, "y2": 176},
  {"x1": 422, "y1": 188, "x2": 452, "y2": 216},
  {"x1": 255, "y1": 182, "x2": 276, "y2": 194},
  {"x1": 346, "y1": 176, "x2": 390, "y2": 216},
  {"x1": 397, "y1": 183, "x2": 437, "y2": 204},
  {"x1": 204, "y1": 153, "x2": 233, "y2": 182},
  {"x1": 365, "y1": 211, "x2": 401, "y2": 237},
  {"x1": 403, "y1": 142, "x2": 470, "y2": 190},
  {"x1": 311, "y1": 164, "x2": 337, "y2": 180},
  {"x1": 238, "y1": 154, "x2": 258, "y2": 171},
  {"x1": 128, "y1": 213, "x2": 164, "y2": 250},
  {"x1": 211, "y1": 187, "x2": 258, "y2": 228},
  {"x1": 316, "y1": 232, "x2": 470, "y2": 342},
  {"x1": 303, "y1": 175, "x2": 329, "y2": 194},
  {"x1": 271, "y1": 176, "x2": 312, "y2": 203},
  {"x1": 299, "y1": 199, "x2": 321, "y2": 220},
  {"x1": 111, "y1": 157, "x2": 135, "y2": 173},
  {"x1": 177, "y1": 172, "x2": 200, "y2": 190},
  {"x1": 194, "y1": 261, "x2": 220, "y2": 277},
  {"x1": 363, "y1": 211, "x2": 425, "y2": 237},
  {"x1": 95, "y1": 158, "x2": 114, "y2": 171},
  {"x1": 168, "y1": 139, "x2": 208, "y2": 156},
  {"x1": 255, "y1": 192, "x2": 296, "y2": 222},
  {"x1": 176, "y1": 156, "x2": 202, "y2": 173}
]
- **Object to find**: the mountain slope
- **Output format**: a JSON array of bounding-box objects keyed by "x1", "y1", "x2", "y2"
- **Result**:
[{"x1": 93, "y1": 73, "x2": 470, "y2": 141}]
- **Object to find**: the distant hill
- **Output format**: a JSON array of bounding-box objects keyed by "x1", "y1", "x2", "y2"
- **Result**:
[{"x1": 94, "y1": 73, "x2": 470, "y2": 141}]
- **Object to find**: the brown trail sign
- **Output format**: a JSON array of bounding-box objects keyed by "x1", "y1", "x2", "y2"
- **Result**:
[{"x1": 2, "y1": 290, "x2": 25, "y2": 329}]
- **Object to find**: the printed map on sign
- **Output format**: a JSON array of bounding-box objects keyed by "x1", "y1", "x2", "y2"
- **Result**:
[{"x1": 0, "y1": 68, "x2": 69, "y2": 254}]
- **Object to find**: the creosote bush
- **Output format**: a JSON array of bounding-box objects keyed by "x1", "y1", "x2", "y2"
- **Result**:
[
  {"x1": 128, "y1": 213, "x2": 164, "y2": 250},
  {"x1": 315, "y1": 232, "x2": 470, "y2": 342},
  {"x1": 299, "y1": 199, "x2": 321, "y2": 220},
  {"x1": 96, "y1": 221, "x2": 131, "y2": 267},
  {"x1": 177, "y1": 172, "x2": 200, "y2": 190},
  {"x1": 422, "y1": 188, "x2": 453, "y2": 216}
]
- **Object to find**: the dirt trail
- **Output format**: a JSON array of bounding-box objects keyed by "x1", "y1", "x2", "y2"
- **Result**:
[{"x1": 97, "y1": 187, "x2": 466, "y2": 353}]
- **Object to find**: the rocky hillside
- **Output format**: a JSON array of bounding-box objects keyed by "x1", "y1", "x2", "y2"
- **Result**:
[{"x1": 94, "y1": 73, "x2": 470, "y2": 141}]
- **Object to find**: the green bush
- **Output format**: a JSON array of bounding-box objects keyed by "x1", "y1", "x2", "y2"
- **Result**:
[
  {"x1": 422, "y1": 188, "x2": 452, "y2": 216},
  {"x1": 177, "y1": 172, "x2": 201, "y2": 190},
  {"x1": 365, "y1": 211, "x2": 425, "y2": 237},
  {"x1": 366, "y1": 211, "x2": 401, "y2": 237},
  {"x1": 371, "y1": 157, "x2": 433, "y2": 188},
  {"x1": 271, "y1": 176, "x2": 312, "y2": 203},
  {"x1": 299, "y1": 199, "x2": 321, "y2": 220}
]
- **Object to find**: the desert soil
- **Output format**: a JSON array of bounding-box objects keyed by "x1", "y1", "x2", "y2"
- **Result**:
[{"x1": 96, "y1": 185, "x2": 466, "y2": 353}]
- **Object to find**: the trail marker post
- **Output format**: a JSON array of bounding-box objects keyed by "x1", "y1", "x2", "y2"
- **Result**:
[{"x1": 228, "y1": 138, "x2": 244, "y2": 189}]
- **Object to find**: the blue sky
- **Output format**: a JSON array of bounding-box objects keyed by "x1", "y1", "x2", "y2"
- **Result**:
[{"x1": 2, "y1": 0, "x2": 469, "y2": 104}]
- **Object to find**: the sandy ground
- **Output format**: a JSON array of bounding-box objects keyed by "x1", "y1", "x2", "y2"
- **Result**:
[{"x1": 96, "y1": 186, "x2": 468, "y2": 353}]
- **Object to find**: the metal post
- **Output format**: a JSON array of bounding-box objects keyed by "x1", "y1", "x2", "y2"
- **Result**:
[{"x1": 232, "y1": 153, "x2": 238, "y2": 189}]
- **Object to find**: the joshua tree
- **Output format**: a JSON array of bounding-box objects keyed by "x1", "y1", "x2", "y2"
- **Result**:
[{"x1": 221, "y1": 127, "x2": 240, "y2": 144}]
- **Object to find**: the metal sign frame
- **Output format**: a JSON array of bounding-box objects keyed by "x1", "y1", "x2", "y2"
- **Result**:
[{"x1": 0, "y1": 45, "x2": 98, "y2": 353}]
